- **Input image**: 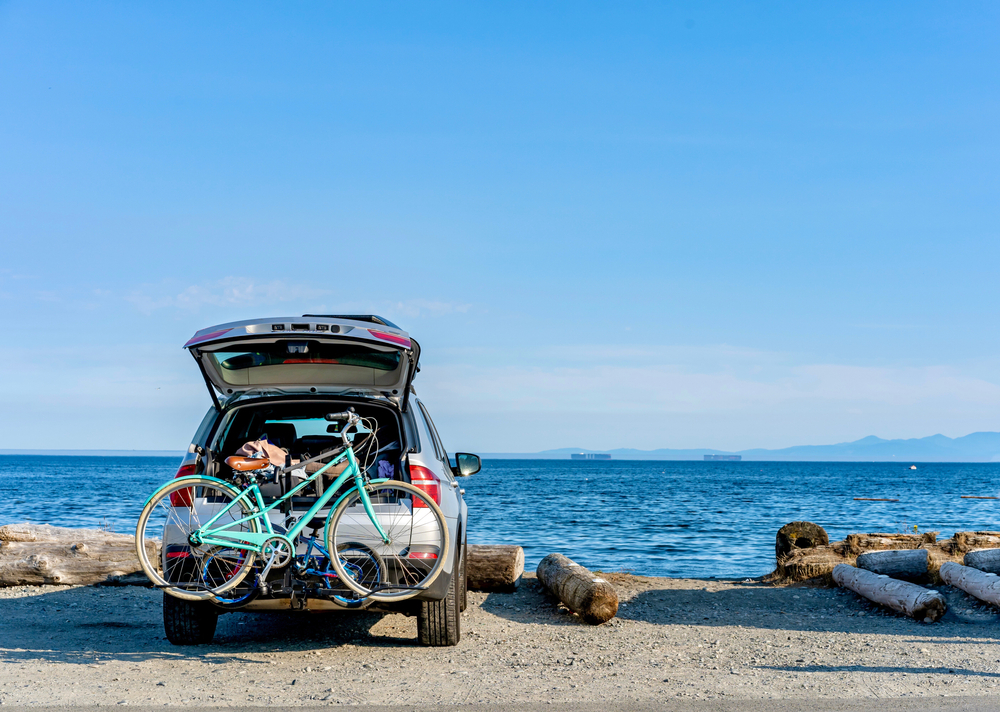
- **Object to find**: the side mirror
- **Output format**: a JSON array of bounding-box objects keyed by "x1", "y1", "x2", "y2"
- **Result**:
[{"x1": 453, "y1": 452, "x2": 481, "y2": 477}]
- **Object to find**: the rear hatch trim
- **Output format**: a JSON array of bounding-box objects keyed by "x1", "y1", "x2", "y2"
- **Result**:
[{"x1": 184, "y1": 316, "x2": 420, "y2": 409}]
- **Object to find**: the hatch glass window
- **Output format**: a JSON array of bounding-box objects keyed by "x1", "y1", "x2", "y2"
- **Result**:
[{"x1": 206, "y1": 341, "x2": 401, "y2": 375}]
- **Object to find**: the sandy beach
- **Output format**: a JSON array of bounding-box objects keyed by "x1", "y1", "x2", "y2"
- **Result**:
[{"x1": 1, "y1": 572, "x2": 1000, "y2": 707}]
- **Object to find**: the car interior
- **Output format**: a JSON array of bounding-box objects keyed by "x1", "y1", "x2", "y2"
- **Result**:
[{"x1": 210, "y1": 400, "x2": 405, "y2": 509}]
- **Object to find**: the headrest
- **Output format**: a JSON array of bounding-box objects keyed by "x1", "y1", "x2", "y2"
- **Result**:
[{"x1": 261, "y1": 423, "x2": 297, "y2": 449}]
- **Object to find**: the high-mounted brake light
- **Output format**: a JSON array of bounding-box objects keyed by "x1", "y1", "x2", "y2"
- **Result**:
[
  {"x1": 368, "y1": 329, "x2": 411, "y2": 348},
  {"x1": 169, "y1": 463, "x2": 198, "y2": 507},
  {"x1": 183, "y1": 328, "x2": 233, "y2": 348},
  {"x1": 408, "y1": 465, "x2": 441, "y2": 508}
]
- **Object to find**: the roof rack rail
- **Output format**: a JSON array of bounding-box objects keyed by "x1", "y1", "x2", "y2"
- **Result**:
[{"x1": 301, "y1": 314, "x2": 401, "y2": 330}]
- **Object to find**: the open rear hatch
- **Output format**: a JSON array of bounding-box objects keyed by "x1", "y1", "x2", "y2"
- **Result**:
[{"x1": 184, "y1": 315, "x2": 420, "y2": 409}]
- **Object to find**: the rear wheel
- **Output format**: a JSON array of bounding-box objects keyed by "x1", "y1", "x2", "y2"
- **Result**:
[
  {"x1": 162, "y1": 592, "x2": 218, "y2": 645},
  {"x1": 417, "y1": 558, "x2": 461, "y2": 646},
  {"x1": 136, "y1": 477, "x2": 260, "y2": 601},
  {"x1": 326, "y1": 481, "x2": 449, "y2": 602}
]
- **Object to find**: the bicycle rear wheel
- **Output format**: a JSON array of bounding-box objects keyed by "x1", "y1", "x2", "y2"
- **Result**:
[
  {"x1": 326, "y1": 481, "x2": 449, "y2": 602},
  {"x1": 310, "y1": 542, "x2": 384, "y2": 608},
  {"x1": 136, "y1": 477, "x2": 260, "y2": 601}
]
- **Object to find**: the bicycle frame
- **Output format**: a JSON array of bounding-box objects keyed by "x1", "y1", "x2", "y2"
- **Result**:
[{"x1": 189, "y1": 445, "x2": 391, "y2": 553}]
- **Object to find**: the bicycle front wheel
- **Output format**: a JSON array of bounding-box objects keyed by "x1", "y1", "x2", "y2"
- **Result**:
[
  {"x1": 136, "y1": 477, "x2": 260, "y2": 601},
  {"x1": 326, "y1": 481, "x2": 449, "y2": 602}
]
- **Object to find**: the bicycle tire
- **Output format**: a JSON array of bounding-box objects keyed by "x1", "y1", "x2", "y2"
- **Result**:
[
  {"x1": 327, "y1": 542, "x2": 385, "y2": 608},
  {"x1": 136, "y1": 476, "x2": 261, "y2": 601},
  {"x1": 202, "y1": 547, "x2": 261, "y2": 609},
  {"x1": 326, "y1": 481, "x2": 449, "y2": 602}
]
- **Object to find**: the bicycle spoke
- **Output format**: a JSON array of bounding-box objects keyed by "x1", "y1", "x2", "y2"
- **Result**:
[{"x1": 327, "y1": 482, "x2": 447, "y2": 601}]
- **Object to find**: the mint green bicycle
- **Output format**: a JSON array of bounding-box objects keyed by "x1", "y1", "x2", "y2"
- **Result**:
[{"x1": 135, "y1": 410, "x2": 449, "y2": 605}]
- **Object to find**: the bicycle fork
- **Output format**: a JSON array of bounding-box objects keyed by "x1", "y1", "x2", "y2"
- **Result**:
[{"x1": 354, "y1": 473, "x2": 391, "y2": 546}]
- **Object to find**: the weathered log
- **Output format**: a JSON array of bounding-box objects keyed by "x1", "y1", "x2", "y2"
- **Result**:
[
  {"x1": 843, "y1": 532, "x2": 936, "y2": 555},
  {"x1": 856, "y1": 549, "x2": 928, "y2": 582},
  {"x1": 832, "y1": 564, "x2": 946, "y2": 622},
  {"x1": 763, "y1": 547, "x2": 844, "y2": 584},
  {"x1": 765, "y1": 524, "x2": 1000, "y2": 585},
  {"x1": 775, "y1": 521, "x2": 829, "y2": 560},
  {"x1": 467, "y1": 545, "x2": 524, "y2": 592},
  {"x1": 964, "y1": 549, "x2": 1000, "y2": 574},
  {"x1": 536, "y1": 553, "x2": 618, "y2": 625},
  {"x1": 947, "y1": 532, "x2": 1000, "y2": 555},
  {"x1": 939, "y1": 561, "x2": 1000, "y2": 606},
  {"x1": 0, "y1": 523, "x2": 157, "y2": 586}
]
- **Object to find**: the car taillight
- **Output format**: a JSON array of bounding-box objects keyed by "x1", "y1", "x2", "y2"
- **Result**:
[
  {"x1": 169, "y1": 463, "x2": 198, "y2": 507},
  {"x1": 408, "y1": 465, "x2": 441, "y2": 508},
  {"x1": 368, "y1": 329, "x2": 411, "y2": 348}
]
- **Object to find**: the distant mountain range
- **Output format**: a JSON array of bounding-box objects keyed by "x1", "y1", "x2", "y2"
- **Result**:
[
  {"x1": 4, "y1": 432, "x2": 1000, "y2": 463},
  {"x1": 482, "y1": 432, "x2": 1000, "y2": 463}
]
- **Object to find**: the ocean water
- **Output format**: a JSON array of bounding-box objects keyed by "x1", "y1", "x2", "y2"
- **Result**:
[{"x1": 2, "y1": 455, "x2": 999, "y2": 579}]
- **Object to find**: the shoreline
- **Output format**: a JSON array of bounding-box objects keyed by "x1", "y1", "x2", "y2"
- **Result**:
[{"x1": 3, "y1": 572, "x2": 1000, "y2": 706}]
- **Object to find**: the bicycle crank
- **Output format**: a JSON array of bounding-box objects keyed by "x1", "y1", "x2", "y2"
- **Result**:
[{"x1": 261, "y1": 536, "x2": 295, "y2": 569}]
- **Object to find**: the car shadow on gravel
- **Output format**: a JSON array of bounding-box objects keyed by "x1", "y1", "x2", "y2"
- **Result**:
[
  {"x1": 0, "y1": 585, "x2": 424, "y2": 666},
  {"x1": 476, "y1": 580, "x2": 592, "y2": 628},
  {"x1": 612, "y1": 584, "x2": 1000, "y2": 640}
]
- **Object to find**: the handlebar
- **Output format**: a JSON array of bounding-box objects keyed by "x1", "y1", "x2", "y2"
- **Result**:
[
  {"x1": 325, "y1": 408, "x2": 358, "y2": 420},
  {"x1": 325, "y1": 408, "x2": 360, "y2": 446}
]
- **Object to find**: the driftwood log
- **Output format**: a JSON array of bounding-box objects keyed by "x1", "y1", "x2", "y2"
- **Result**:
[
  {"x1": 939, "y1": 561, "x2": 1000, "y2": 606},
  {"x1": 964, "y1": 549, "x2": 1000, "y2": 574},
  {"x1": 832, "y1": 564, "x2": 946, "y2": 622},
  {"x1": 775, "y1": 521, "x2": 829, "y2": 560},
  {"x1": 856, "y1": 549, "x2": 928, "y2": 582},
  {"x1": 536, "y1": 553, "x2": 618, "y2": 625},
  {"x1": 467, "y1": 545, "x2": 524, "y2": 592},
  {"x1": 766, "y1": 521, "x2": 1000, "y2": 585},
  {"x1": 0, "y1": 523, "x2": 157, "y2": 586}
]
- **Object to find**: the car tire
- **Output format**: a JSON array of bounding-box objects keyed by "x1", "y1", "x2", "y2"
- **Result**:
[
  {"x1": 163, "y1": 592, "x2": 219, "y2": 645},
  {"x1": 458, "y1": 540, "x2": 468, "y2": 613},
  {"x1": 417, "y1": 554, "x2": 461, "y2": 646}
]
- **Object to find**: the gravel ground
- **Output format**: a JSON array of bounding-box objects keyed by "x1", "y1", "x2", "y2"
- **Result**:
[{"x1": 1, "y1": 573, "x2": 1000, "y2": 707}]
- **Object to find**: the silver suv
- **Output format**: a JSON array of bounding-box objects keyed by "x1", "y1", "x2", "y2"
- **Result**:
[{"x1": 162, "y1": 315, "x2": 479, "y2": 647}]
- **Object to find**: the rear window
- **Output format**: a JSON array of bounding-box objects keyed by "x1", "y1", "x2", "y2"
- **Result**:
[{"x1": 204, "y1": 341, "x2": 401, "y2": 386}]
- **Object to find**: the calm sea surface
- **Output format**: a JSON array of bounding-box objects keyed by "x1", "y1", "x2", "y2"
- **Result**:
[{"x1": 2, "y1": 456, "x2": 999, "y2": 578}]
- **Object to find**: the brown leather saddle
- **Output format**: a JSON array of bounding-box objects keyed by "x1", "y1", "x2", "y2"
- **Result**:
[{"x1": 225, "y1": 455, "x2": 270, "y2": 471}]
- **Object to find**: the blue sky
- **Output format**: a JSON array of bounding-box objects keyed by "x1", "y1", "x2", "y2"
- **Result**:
[{"x1": 2, "y1": 2, "x2": 999, "y2": 452}]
